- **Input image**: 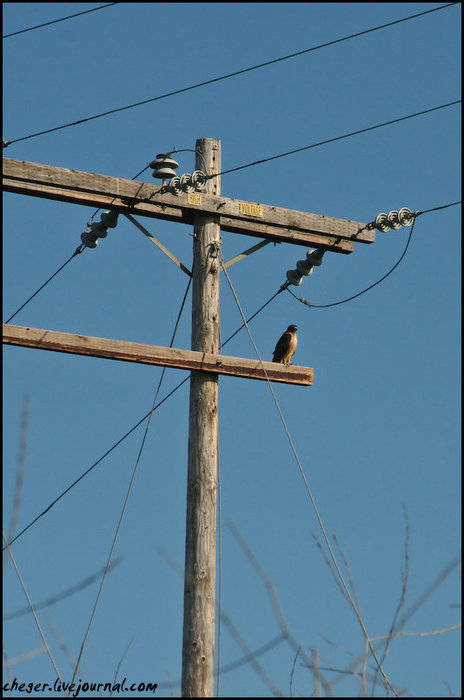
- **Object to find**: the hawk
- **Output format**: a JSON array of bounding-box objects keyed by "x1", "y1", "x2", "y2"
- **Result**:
[{"x1": 272, "y1": 324, "x2": 298, "y2": 366}]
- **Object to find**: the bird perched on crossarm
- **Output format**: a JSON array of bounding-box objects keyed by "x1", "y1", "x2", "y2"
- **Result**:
[{"x1": 272, "y1": 324, "x2": 298, "y2": 366}]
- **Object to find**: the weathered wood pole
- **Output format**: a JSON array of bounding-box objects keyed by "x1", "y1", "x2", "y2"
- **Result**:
[{"x1": 181, "y1": 138, "x2": 221, "y2": 697}]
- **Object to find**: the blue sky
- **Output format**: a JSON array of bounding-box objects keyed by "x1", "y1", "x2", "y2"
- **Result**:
[{"x1": 2, "y1": 3, "x2": 461, "y2": 698}]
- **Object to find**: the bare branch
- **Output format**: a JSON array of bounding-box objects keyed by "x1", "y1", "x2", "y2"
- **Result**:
[
  {"x1": 370, "y1": 623, "x2": 461, "y2": 640},
  {"x1": 229, "y1": 521, "x2": 313, "y2": 670},
  {"x1": 311, "y1": 532, "x2": 345, "y2": 598},
  {"x1": 4, "y1": 556, "x2": 123, "y2": 620},
  {"x1": 2, "y1": 645, "x2": 46, "y2": 667}
]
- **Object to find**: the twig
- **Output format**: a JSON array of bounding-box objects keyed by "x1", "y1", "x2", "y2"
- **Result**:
[
  {"x1": 3, "y1": 394, "x2": 29, "y2": 572},
  {"x1": 2, "y1": 645, "x2": 46, "y2": 667},
  {"x1": 289, "y1": 646, "x2": 300, "y2": 697},
  {"x1": 311, "y1": 648, "x2": 322, "y2": 697},
  {"x1": 311, "y1": 532, "x2": 345, "y2": 598},
  {"x1": 111, "y1": 636, "x2": 135, "y2": 695},
  {"x1": 332, "y1": 534, "x2": 361, "y2": 612},
  {"x1": 220, "y1": 610, "x2": 284, "y2": 697}
]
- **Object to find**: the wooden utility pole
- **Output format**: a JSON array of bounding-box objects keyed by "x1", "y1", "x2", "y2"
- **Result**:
[
  {"x1": 3, "y1": 145, "x2": 376, "y2": 698},
  {"x1": 182, "y1": 139, "x2": 221, "y2": 697}
]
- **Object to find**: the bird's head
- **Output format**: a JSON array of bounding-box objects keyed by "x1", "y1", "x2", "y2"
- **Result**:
[{"x1": 287, "y1": 325, "x2": 298, "y2": 332}]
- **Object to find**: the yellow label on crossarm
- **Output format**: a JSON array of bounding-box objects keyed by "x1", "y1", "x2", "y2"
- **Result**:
[
  {"x1": 239, "y1": 202, "x2": 263, "y2": 217},
  {"x1": 188, "y1": 193, "x2": 202, "y2": 205}
]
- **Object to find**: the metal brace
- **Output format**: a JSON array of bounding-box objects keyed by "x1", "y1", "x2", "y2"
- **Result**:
[{"x1": 123, "y1": 213, "x2": 192, "y2": 277}]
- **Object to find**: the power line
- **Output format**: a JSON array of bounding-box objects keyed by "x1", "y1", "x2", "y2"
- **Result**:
[
  {"x1": 4, "y1": 244, "x2": 85, "y2": 325},
  {"x1": 3, "y1": 3, "x2": 119, "y2": 39},
  {"x1": 221, "y1": 284, "x2": 288, "y2": 347},
  {"x1": 418, "y1": 200, "x2": 461, "y2": 215},
  {"x1": 211, "y1": 101, "x2": 461, "y2": 179},
  {"x1": 2, "y1": 3, "x2": 457, "y2": 146}
]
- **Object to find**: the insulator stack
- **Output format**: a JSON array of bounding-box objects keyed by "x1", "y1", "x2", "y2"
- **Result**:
[
  {"x1": 372, "y1": 207, "x2": 415, "y2": 233},
  {"x1": 170, "y1": 170, "x2": 209, "y2": 196},
  {"x1": 286, "y1": 248, "x2": 326, "y2": 286},
  {"x1": 149, "y1": 154, "x2": 179, "y2": 183},
  {"x1": 81, "y1": 210, "x2": 119, "y2": 249}
]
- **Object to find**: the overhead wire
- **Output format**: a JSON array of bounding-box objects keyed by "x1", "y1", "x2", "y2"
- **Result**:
[
  {"x1": 221, "y1": 283, "x2": 289, "y2": 346},
  {"x1": 208, "y1": 100, "x2": 461, "y2": 180},
  {"x1": 2, "y1": 532, "x2": 68, "y2": 695},
  {"x1": 416, "y1": 200, "x2": 461, "y2": 215},
  {"x1": 4, "y1": 244, "x2": 85, "y2": 325},
  {"x1": 216, "y1": 249, "x2": 398, "y2": 697},
  {"x1": 3, "y1": 3, "x2": 119, "y2": 39},
  {"x1": 2, "y1": 3, "x2": 458, "y2": 147}
]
